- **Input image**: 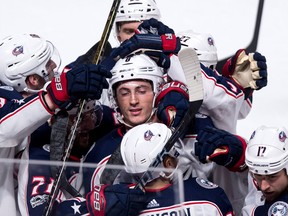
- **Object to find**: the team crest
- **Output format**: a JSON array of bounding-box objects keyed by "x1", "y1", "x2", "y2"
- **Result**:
[
  {"x1": 207, "y1": 37, "x2": 214, "y2": 46},
  {"x1": 12, "y1": 45, "x2": 24, "y2": 56},
  {"x1": 279, "y1": 131, "x2": 287, "y2": 142},
  {"x1": 268, "y1": 201, "x2": 288, "y2": 216},
  {"x1": 144, "y1": 130, "x2": 154, "y2": 141},
  {"x1": 196, "y1": 177, "x2": 218, "y2": 189}
]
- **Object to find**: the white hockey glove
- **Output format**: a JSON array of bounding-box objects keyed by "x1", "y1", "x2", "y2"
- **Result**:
[{"x1": 222, "y1": 49, "x2": 267, "y2": 90}]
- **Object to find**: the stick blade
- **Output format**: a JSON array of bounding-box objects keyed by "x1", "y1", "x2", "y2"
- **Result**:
[{"x1": 178, "y1": 48, "x2": 203, "y2": 102}]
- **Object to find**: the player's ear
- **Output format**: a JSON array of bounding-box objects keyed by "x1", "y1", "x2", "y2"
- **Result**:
[{"x1": 163, "y1": 155, "x2": 177, "y2": 169}]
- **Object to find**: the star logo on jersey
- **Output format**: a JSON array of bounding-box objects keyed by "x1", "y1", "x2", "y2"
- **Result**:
[
  {"x1": 71, "y1": 202, "x2": 81, "y2": 214},
  {"x1": 12, "y1": 98, "x2": 25, "y2": 105},
  {"x1": 12, "y1": 45, "x2": 24, "y2": 56}
]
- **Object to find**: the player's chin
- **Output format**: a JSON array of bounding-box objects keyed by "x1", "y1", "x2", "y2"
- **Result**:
[
  {"x1": 127, "y1": 116, "x2": 150, "y2": 127},
  {"x1": 263, "y1": 192, "x2": 278, "y2": 202}
]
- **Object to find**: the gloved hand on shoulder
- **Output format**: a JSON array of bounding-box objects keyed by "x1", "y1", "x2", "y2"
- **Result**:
[
  {"x1": 195, "y1": 126, "x2": 247, "y2": 172},
  {"x1": 46, "y1": 64, "x2": 111, "y2": 110},
  {"x1": 156, "y1": 81, "x2": 189, "y2": 128},
  {"x1": 109, "y1": 18, "x2": 181, "y2": 70},
  {"x1": 137, "y1": 18, "x2": 181, "y2": 55}
]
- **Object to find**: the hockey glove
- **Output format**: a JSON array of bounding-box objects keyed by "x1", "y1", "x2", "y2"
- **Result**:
[
  {"x1": 137, "y1": 18, "x2": 181, "y2": 55},
  {"x1": 156, "y1": 81, "x2": 189, "y2": 128},
  {"x1": 110, "y1": 34, "x2": 172, "y2": 69},
  {"x1": 222, "y1": 49, "x2": 267, "y2": 90},
  {"x1": 87, "y1": 184, "x2": 147, "y2": 216},
  {"x1": 46, "y1": 64, "x2": 111, "y2": 110},
  {"x1": 195, "y1": 126, "x2": 247, "y2": 172}
]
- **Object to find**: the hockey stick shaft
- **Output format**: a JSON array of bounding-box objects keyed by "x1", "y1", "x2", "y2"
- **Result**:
[
  {"x1": 216, "y1": 0, "x2": 264, "y2": 71},
  {"x1": 135, "y1": 48, "x2": 204, "y2": 190},
  {"x1": 42, "y1": 1, "x2": 121, "y2": 215}
]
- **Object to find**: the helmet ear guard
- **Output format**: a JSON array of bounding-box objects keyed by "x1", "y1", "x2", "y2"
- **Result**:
[
  {"x1": 245, "y1": 125, "x2": 288, "y2": 175},
  {"x1": 177, "y1": 30, "x2": 218, "y2": 70}
]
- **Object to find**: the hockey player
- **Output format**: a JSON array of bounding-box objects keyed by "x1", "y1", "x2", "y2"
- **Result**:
[
  {"x1": 0, "y1": 33, "x2": 111, "y2": 215},
  {"x1": 177, "y1": 29, "x2": 264, "y2": 214},
  {"x1": 51, "y1": 122, "x2": 240, "y2": 216},
  {"x1": 242, "y1": 126, "x2": 288, "y2": 215},
  {"x1": 81, "y1": 53, "x2": 167, "y2": 191},
  {"x1": 113, "y1": 0, "x2": 161, "y2": 44},
  {"x1": 17, "y1": 101, "x2": 103, "y2": 216},
  {"x1": 117, "y1": 122, "x2": 236, "y2": 216},
  {"x1": 80, "y1": 51, "x2": 247, "y2": 189},
  {"x1": 86, "y1": 123, "x2": 237, "y2": 215},
  {"x1": 177, "y1": 29, "x2": 218, "y2": 70}
]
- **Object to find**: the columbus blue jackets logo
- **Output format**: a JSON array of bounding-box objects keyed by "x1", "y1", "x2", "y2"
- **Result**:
[
  {"x1": 12, "y1": 45, "x2": 24, "y2": 56},
  {"x1": 207, "y1": 37, "x2": 214, "y2": 46},
  {"x1": 144, "y1": 130, "x2": 154, "y2": 141},
  {"x1": 279, "y1": 131, "x2": 287, "y2": 142},
  {"x1": 196, "y1": 177, "x2": 218, "y2": 189},
  {"x1": 268, "y1": 201, "x2": 288, "y2": 216}
]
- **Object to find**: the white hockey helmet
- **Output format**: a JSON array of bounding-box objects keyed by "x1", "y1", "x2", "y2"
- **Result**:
[
  {"x1": 114, "y1": 0, "x2": 161, "y2": 40},
  {"x1": 109, "y1": 53, "x2": 164, "y2": 109},
  {"x1": 245, "y1": 125, "x2": 288, "y2": 175},
  {"x1": 0, "y1": 33, "x2": 61, "y2": 92},
  {"x1": 177, "y1": 30, "x2": 218, "y2": 70},
  {"x1": 121, "y1": 122, "x2": 180, "y2": 181}
]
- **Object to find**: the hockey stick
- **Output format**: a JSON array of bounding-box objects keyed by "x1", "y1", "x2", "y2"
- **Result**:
[
  {"x1": 216, "y1": 0, "x2": 264, "y2": 71},
  {"x1": 48, "y1": 42, "x2": 113, "y2": 198},
  {"x1": 135, "y1": 48, "x2": 204, "y2": 190},
  {"x1": 42, "y1": 1, "x2": 121, "y2": 215}
]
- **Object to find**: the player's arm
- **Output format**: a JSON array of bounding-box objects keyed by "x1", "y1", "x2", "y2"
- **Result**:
[
  {"x1": 86, "y1": 184, "x2": 147, "y2": 216},
  {"x1": 0, "y1": 63, "x2": 111, "y2": 147}
]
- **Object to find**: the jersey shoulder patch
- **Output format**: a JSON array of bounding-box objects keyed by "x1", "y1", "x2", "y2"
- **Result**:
[
  {"x1": 268, "y1": 201, "x2": 288, "y2": 216},
  {"x1": 195, "y1": 177, "x2": 218, "y2": 189}
]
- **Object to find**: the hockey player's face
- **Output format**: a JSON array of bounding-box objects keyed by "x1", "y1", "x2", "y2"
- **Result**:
[
  {"x1": 253, "y1": 169, "x2": 288, "y2": 202},
  {"x1": 116, "y1": 80, "x2": 154, "y2": 127},
  {"x1": 117, "y1": 21, "x2": 141, "y2": 42},
  {"x1": 45, "y1": 59, "x2": 57, "y2": 80}
]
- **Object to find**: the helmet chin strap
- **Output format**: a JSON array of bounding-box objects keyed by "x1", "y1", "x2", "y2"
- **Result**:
[{"x1": 24, "y1": 87, "x2": 43, "y2": 94}]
